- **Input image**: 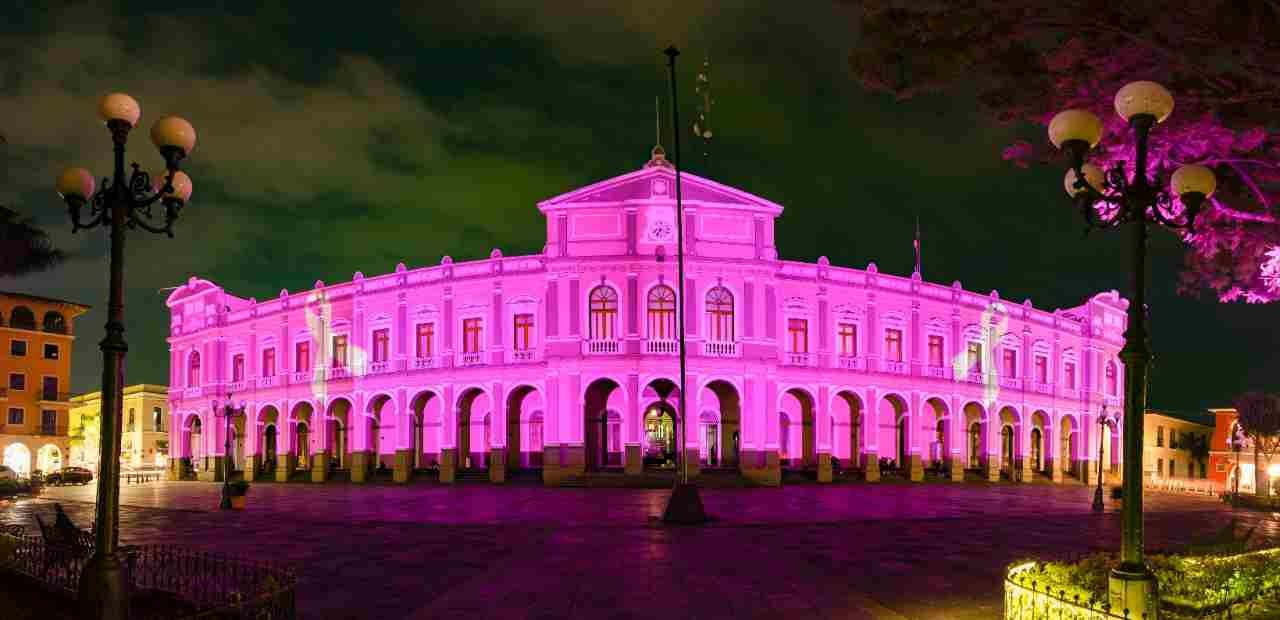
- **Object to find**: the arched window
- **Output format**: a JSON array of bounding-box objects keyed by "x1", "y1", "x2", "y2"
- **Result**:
[
  {"x1": 188, "y1": 351, "x2": 201, "y2": 387},
  {"x1": 588, "y1": 286, "x2": 618, "y2": 340},
  {"x1": 42, "y1": 311, "x2": 67, "y2": 334},
  {"x1": 153, "y1": 407, "x2": 163, "y2": 432},
  {"x1": 705, "y1": 287, "x2": 734, "y2": 342},
  {"x1": 9, "y1": 306, "x2": 35, "y2": 330},
  {"x1": 1106, "y1": 361, "x2": 1118, "y2": 395},
  {"x1": 647, "y1": 285, "x2": 676, "y2": 340}
]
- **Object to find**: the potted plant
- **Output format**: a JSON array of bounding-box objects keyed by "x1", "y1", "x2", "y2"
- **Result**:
[{"x1": 227, "y1": 479, "x2": 250, "y2": 509}]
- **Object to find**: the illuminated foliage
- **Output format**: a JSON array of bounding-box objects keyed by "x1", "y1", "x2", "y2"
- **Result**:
[{"x1": 849, "y1": 0, "x2": 1280, "y2": 302}]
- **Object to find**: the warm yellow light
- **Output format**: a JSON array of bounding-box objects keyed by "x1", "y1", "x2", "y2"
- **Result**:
[
  {"x1": 56, "y1": 167, "x2": 96, "y2": 200},
  {"x1": 1114, "y1": 81, "x2": 1174, "y2": 123},
  {"x1": 98, "y1": 92, "x2": 141, "y2": 126},
  {"x1": 151, "y1": 116, "x2": 197, "y2": 154},
  {"x1": 1064, "y1": 164, "x2": 1105, "y2": 196},
  {"x1": 1268, "y1": 463, "x2": 1280, "y2": 478},
  {"x1": 1171, "y1": 164, "x2": 1217, "y2": 198},
  {"x1": 1048, "y1": 109, "x2": 1103, "y2": 149}
]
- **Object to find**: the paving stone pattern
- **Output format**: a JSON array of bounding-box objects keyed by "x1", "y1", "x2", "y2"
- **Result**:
[{"x1": 2, "y1": 481, "x2": 1277, "y2": 619}]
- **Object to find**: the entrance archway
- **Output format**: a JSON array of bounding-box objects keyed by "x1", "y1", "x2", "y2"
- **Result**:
[
  {"x1": 1031, "y1": 410, "x2": 1050, "y2": 474},
  {"x1": 880, "y1": 393, "x2": 909, "y2": 473},
  {"x1": 457, "y1": 387, "x2": 491, "y2": 470},
  {"x1": 781, "y1": 388, "x2": 816, "y2": 468},
  {"x1": 998, "y1": 406, "x2": 1021, "y2": 478},
  {"x1": 37, "y1": 444, "x2": 62, "y2": 473},
  {"x1": 366, "y1": 394, "x2": 393, "y2": 469},
  {"x1": 291, "y1": 401, "x2": 315, "y2": 471},
  {"x1": 924, "y1": 397, "x2": 949, "y2": 473},
  {"x1": 1060, "y1": 414, "x2": 1080, "y2": 480},
  {"x1": 410, "y1": 390, "x2": 442, "y2": 469},
  {"x1": 702, "y1": 380, "x2": 741, "y2": 468},
  {"x1": 327, "y1": 398, "x2": 352, "y2": 469},
  {"x1": 832, "y1": 390, "x2": 863, "y2": 469},
  {"x1": 584, "y1": 378, "x2": 624, "y2": 471},
  {"x1": 962, "y1": 402, "x2": 987, "y2": 471},
  {"x1": 643, "y1": 402, "x2": 676, "y2": 468},
  {"x1": 506, "y1": 386, "x2": 543, "y2": 470},
  {"x1": 3, "y1": 443, "x2": 31, "y2": 478},
  {"x1": 259, "y1": 405, "x2": 280, "y2": 474}
]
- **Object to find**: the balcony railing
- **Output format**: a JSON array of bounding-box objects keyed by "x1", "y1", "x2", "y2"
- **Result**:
[
  {"x1": 646, "y1": 339, "x2": 678, "y2": 355},
  {"x1": 785, "y1": 352, "x2": 810, "y2": 366},
  {"x1": 881, "y1": 360, "x2": 908, "y2": 375},
  {"x1": 37, "y1": 390, "x2": 69, "y2": 403},
  {"x1": 998, "y1": 376, "x2": 1022, "y2": 390},
  {"x1": 459, "y1": 352, "x2": 484, "y2": 366},
  {"x1": 702, "y1": 341, "x2": 738, "y2": 358},
  {"x1": 511, "y1": 349, "x2": 535, "y2": 362},
  {"x1": 585, "y1": 340, "x2": 620, "y2": 355},
  {"x1": 183, "y1": 386, "x2": 203, "y2": 398},
  {"x1": 964, "y1": 370, "x2": 985, "y2": 384},
  {"x1": 1062, "y1": 387, "x2": 1080, "y2": 400},
  {"x1": 411, "y1": 356, "x2": 436, "y2": 370},
  {"x1": 923, "y1": 365, "x2": 950, "y2": 379},
  {"x1": 326, "y1": 366, "x2": 351, "y2": 380},
  {"x1": 367, "y1": 360, "x2": 391, "y2": 375},
  {"x1": 1033, "y1": 381, "x2": 1053, "y2": 395},
  {"x1": 291, "y1": 371, "x2": 311, "y2": 385},
  {"x1": 837, "y1": 355, "x2": 862, "y2": 370},
  {"x1": 256, "y1": 375, "x2": 278, "y2": 389},
  {"x1": 228, "y1": 380, "x2": 248, "y2": 393}
]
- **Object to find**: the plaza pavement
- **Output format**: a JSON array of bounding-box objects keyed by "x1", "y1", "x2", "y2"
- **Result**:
[{"x1": 2, "y1": 480, "x2": 1277, "y2": 619}]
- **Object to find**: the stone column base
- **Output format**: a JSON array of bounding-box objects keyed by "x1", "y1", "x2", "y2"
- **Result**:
[
  {"x1": 908, "y1": 454, "x2": 924, "y2": 482},
  {"x1": 275, "y1": 455, "x2": 297, "y2": 482},
  {"x1": 740, "y1": 449, "x2": 781, "y2": 486},
  {"x1": 1019, "y1": 457, "x2": 1034, "y2": 483},
  {"x1": 1079, "y1": 459, "x2": 1096, "y2": 486},
  {"x1": 817, "y1": 453, "x2": 832, "y2": 483},
  {"x1": 169, "y1": 459, "x2": 183, "y2": 481},
  {"x1": 1046, "y1": 457, "x2": 1063, "y2": 483},
  {"x1": 684, "y1": 448, "x2": 701, "y2": 479},
  {"x1": 1109, "y1": 570, "x2": 1159, "y2": 620},
  {"x1": 350, "y1": 451, "x2": 371, "y2": 483},
  {"x1": 947, "y1": 456, "x2": 964, "y2": 482},
  {"x1": 985, "y1": 459, "x2": 1000, "y2": 482},
  {"x1": 197, "y1": 456, "x2": 226, "y2": 482},
  {"x1": 245, "y1": 454, "x2": 262, "y2": 481},
  {"x1": 393, "y1": 450, "x2": 412, "y2": 483},
  {"x1": 311, "y1": 452, "x2": 329, "y2": 483},
  {"x1": 440, "y1": 448, "x2": 457, "y2": 483},
  {"x1": 624, "y1": 445, "x2": 642, "y2": 476},
  {"x1": 864, "y1": 451, "x2": 880, "y2": 482},
  {"x1": 489, "y1": 448, "x2": 507, "y2": 484}
]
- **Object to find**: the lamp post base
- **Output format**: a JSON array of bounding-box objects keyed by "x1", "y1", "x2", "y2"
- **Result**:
[
  {"x1": 1092, "y1": 485, "x2": 1105, "y2": 512},
  {"x1": 662, "y1": 482, "x2": 707, "y2": 525},
  {"x1": 1109, "y1": 567, "x2": 1159, "y2": 620},
  {"x1": 79, "y1": 551, "x2": 131, "y2": 620}
]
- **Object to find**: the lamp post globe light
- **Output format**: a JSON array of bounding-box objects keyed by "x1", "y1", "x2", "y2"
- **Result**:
[
  {"x1": 1092, "y1": 405, "x2": 1114, "y2": 512},
  {"x1": 57, "y1": 92, "x2": 196, "y2": 620},
  {"x1": 1049, "y1": 80, "x2": 1214, "y2": 619},
  {"x1": 213, "y1": 397, "x2": 246, "y2": 510}
]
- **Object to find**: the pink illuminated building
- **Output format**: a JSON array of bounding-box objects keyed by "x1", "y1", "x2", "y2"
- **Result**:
[{"x1": 165, "y1": 149, "x2": 1128, "y2": 486}]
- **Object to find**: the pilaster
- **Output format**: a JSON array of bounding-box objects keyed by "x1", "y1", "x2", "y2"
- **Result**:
[
  {"x1": 439, "y1": 448, "x2": 456, "y2": 483},
  {"x1": 394, "y1": 449, "x2": 412, "y2": 483},
  {"x1": 489, "y1": 447, "x2": 506, "y2": 483},
  {"x1": 350, "y1": 451, "x2": 371, "y2": 483},
  {"x1": 310, "y1": 451, "x2": 329, "y2": 482}
]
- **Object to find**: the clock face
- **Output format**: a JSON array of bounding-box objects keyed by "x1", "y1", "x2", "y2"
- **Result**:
[{"x1": 649, "y1": 219, "x2": 674, "y2": 241}]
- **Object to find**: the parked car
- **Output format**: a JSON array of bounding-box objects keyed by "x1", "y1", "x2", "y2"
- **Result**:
[
  {"x1": 46, "y1": 467, "x2": 93, "y2": 486},
  {"x1": 0, "y1": 465, "x2": 15, "y2": 481}
]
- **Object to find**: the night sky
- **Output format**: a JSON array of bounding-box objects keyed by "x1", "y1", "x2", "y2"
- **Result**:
[{"x1": 1, "y1": 2, "x2": 1274, "y2": 409}]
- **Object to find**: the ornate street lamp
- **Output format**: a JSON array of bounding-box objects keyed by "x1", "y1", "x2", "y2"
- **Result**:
[
  {"x1": 212, "y1": 396, "x2": 246, "y2": 510},
  {"x1": 1049, "y1": 80, "x2": 1215, "y2": 618},
  {"x1": 1229, "y1": 424, "x2": 1244, "y2": 507},
  {"x1": 56, "y1": 92, "x2": 196, "y2": 620},
  {"x1": 1092, "y1": 405, "x2": 1115, "y2": 512}
]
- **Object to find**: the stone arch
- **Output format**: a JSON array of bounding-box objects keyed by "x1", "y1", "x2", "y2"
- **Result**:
[
  {"x1": 830, "y1": 389, "x2": 864, "y2": 469},
  {"x1": 325, "y1": 397, "x2": 353, "y2": 469},
  {"x1": 290, "y1": 400, "x2": 316, "y2": 471},
  {"x1": 2, "y1": 442, "x2": 32, "y2": 478},
  {"x1": 780, "y1": 387, "x2": 817, "y2": 468},
  {"x1": 366, "y1": 393, "x2": 395, "y2": 468},
  {"x1": 923, "y1": 397, "x2": 950, "y2": 473},
  {"x1": 585, "y1": 378, "x2": 625, "y2": 471},
  {"x1": 258, "y1": 405, "x2": 280, "y2": 475},
  {"x1": 9, "y1": 306, "x2": 35, "y2": 330},
  {"x1": 409, "y1": 389, "x2": 443, "y2": 469},
  {"x1": 1030, "y1": 410, "x2": 1051, "y2": 475},
  {"x1": 700, "y1": 379, "x2": 740, "y2": 467},
  {"x1": 997, "y1": 405, "x2": 1022, "y2": 479},
  {"x1": 506, "y1": 385, "x2": 544, "y2": 470},
  {"x1": 1059, "y1": 413, "x2": 1081, "y2": 480},
  {"x1": 962, "y1": 401, "x2": 988, "y2": 471},
  {"x1": 456, "y1": 387, "x2": 492, "y2": 470},
  {"x1": 879, "y1": 392, "x2": 910, "y2": 473},
  {"x1": 42, "y1": 311, "x2": 67, "y2": 334},
  {"x1": 36, "y1": 443, "x2": 62, "y2": 473}
]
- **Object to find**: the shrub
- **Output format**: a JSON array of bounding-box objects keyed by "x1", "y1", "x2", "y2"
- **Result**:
[
  {"x1": 1110, "y1": 485, "x2": 1123, "y2": 500},
  {"x1": 227, "y1": 480, "x2": 250, "y2": 497}
]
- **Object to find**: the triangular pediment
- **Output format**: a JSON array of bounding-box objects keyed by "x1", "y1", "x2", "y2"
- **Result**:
[{"x1": 538, "y1": 163, "x2": 783, "y2": 215}]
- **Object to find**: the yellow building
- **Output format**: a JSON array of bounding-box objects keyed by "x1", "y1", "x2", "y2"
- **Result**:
[
  {"x1": 0, "y1": 291, "x2": 89, "y2": 478},
  {"x1": 69, "y1": 384, "x2": 170, "y2": 471},
  {"x1": 1144, "y1": 409, "x2": 1213, "y2": 486}
]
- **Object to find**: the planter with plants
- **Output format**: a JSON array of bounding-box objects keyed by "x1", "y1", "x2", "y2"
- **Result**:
[{"x1": 227, "y1": 480, "x2": 250, "y2": 509}]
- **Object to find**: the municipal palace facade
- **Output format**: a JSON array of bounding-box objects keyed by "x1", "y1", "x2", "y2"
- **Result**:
[{"x1": 165, "y1": 149, "x2": 1129, "y2": 487}]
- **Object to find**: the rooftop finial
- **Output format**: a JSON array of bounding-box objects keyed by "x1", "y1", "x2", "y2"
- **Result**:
[{"x1": 647, "y1": 95, "x2": 671, "y2": 168}]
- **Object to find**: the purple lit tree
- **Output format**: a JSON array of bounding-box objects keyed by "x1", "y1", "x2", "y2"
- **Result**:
[
  {"x1": 1232, "y1": 391, "x2": 1280, "y2": 497},
  {"x1": 849, "y1": 1, "x2": 1280, "y2": 302}
]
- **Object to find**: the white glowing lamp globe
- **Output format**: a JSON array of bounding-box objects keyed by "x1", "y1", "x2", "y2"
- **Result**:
[
  {"x1": 1048, "y1": 109, "x2": 1104, "y2": 149},
  {"x1": 98, "y1": 92, "x2": 141, "y2": 126},
  {"x1": 1170, "y1": 164, "x2": 1216, "y2": 198},
  {"x1": 56, "y1": 167, "x2": 96, "y2": 200},
  {"x1": 1064, "y1": 163, "x2": 1105, "y2": 196},
  {"x1": 151, "y1": 116, "x2": 197, "y2": 154},
  {"x1": 1114, "y1": 81, "x2": 1174, "y2": 123}
]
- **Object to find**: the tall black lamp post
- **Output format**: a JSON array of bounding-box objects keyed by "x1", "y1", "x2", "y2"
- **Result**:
[
  {"x1": 1229, "y1": 424, "x2": 1243, "y2": 507},
  {"x1": 56, "y1": 92, "x2": 196, "y2": 620},
  {"x1": 1092, "y1": 405, "x2": 1114, "y2": 512},
  {"x1": 213, "y1": 396, "x2": 246, "y2": 510},
  {"x1": 1049, "y1": 80, "x2": 1215, "y2": 618}
]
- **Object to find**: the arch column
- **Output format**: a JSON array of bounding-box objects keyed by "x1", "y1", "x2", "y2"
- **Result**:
[
  {"x1": 490, "y1": 381, "x2": 507, "y2": 484},
  {"x1": 683, "y1": 372, "x2": 700, "y2": 480},
  {"x1": 816, "y1": 384, "x2": 832, "y2": 483},
  {"x1": 907, "y1": 391, "x2": 923, "y2": 482},
  {"x1": 625, "y1": 373, "x2": 642, "y2": 476},
  {"x1": 948, "y1": 395, "x2": 964, "y2": 481},
  {"x1": 393, "y1": 386, "x2": 413, "y2": 483},
  {"x1": 863, "y1": 386, "x2": 880, "y2": 482},
  {"x1": 440, "y1": 384, "x2": 457, "y2": 483}
]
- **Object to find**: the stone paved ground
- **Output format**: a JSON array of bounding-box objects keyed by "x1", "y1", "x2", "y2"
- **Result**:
[{"x1": 3, "y1": 480, "x2": 1277, "y2": 619}]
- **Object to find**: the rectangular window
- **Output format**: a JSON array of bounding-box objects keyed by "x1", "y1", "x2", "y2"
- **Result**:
[
  {"x1": 513, "y1": 314, "x2": 534, "y2": 351},
  {"x1": 1156, "y1": 426, "x2": 1164, "y2": 448},
  {"x1": 232, "y1": 354, "x2": 245, "y2": 382},
  {"x1": 837, "y1": 323, "x2": 857, "y2": 357},
  {"x1": 1169, "y1": 459, "x2": 1176, "y2": 478},
  {"x1": 41, "y1": 377, "x2": 58, "y2": 401},
  {"x1": 885, "y1": 329, "x2": 903, "y2": 362},
  {"x1": 1157, "y1": 458, "x2": 1163, "y2": 477},
  {"x1": 966, "y1": 342, "x2": 982, "y2": 373},
  {"x1": 1187, "y1": 462, "x2": 1194, "y2": 478},
  {"x1": 928, "y1": 335, "x2": 944, "y2": 367},
  {"x1": 787, "y1": 319, "x2": 808, "y2": 354},
  {"x1": 7, "y1": 408, "x2": 22, "y2": 425},
  {"x1": 372, "y1": 328, "x2": 390, "y2": 363},
  {"x1": 262, "y1": 348, "x2": 276, "y2": 377},
  {"x1": 1170, "y1": 433, "x2": 1179, "y2": 450},
  {"x1": 1002, "y1": 349, "x2": 1017, "y2": 377},
  {"x1": 332, "y1": 335, "x2": 348, "y2": 368},
  {"x1": 1064, "y1": 362, "x2": 1076, "y2": 389},
  {"x1": 9, "y1": 340, "x2": 26, "y2": 357},
  {"x1": 8, "y1": 373, "x2": 24, "y2": 391},
  {"x1": 1200, "y1": 462, "x2": 1207, "y2": 478},
  {"x1": 295, "y1": 341, "x2": 311, "y2": 372},
  {"x1": 40, "y1": 410, "x2": 56, "y2": 435},
  {"x1": 416, "y1": 323, "x2": 434, "y2": 358},
  {"x1": 1034, "y1": 356, "x2": 1048, "y2": 383},
  {"x1": 463, "y1": 318, "x2": 483, "y2": 354},
  {"x1": 43, "y1": 343, "x2": 59, "y2": 360}
]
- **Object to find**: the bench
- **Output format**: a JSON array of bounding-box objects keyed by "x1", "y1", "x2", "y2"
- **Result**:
[{"x1": 122, "y1": 471, "x2": 161, "y2": 484}]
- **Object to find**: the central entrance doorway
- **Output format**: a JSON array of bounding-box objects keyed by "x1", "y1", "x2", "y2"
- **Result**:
[{"x1": 643, "y1": 403, "x2": 676, "y2": 469}]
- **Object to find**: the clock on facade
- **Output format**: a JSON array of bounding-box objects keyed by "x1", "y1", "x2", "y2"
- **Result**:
[{"x1": 648, "y1": 219, "x2": 674, "y2": 241}]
